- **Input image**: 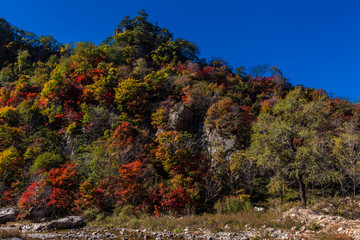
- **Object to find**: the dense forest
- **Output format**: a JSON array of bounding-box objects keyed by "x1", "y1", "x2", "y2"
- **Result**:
[{"x1": 0, "y1": 10, "x2": 359, "y2": 220}]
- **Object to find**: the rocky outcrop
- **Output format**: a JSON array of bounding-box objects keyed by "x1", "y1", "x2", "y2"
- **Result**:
[
  {"x1": 0, "y1": 207, "x2": 18, "y2": 224},
  {"x1": 21, "y1": 223, "x2": 45, "y2": 232},
  {"x1": 203, "y1": 125, "x2": 235, "y2": 165},
  {"x1": 282, "y1": 207, "x2": 322, "y2": 223},
  {"x1": 168, "y1": 103, "x2": 193, "y2": 131},
  {"x1": 313, "y1": 196, "x2": 360, "y2": 219},
  {"x1": 46, "y1": 216, "x2": 85, "y2": 229},
  {"x1": 281, "y1": 207, "x2": 360, "y2": 239},
  {"x1": 22, "y1": 216, "x2": 85, "y2": 232}
]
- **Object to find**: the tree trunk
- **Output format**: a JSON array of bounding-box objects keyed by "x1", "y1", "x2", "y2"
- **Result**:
[
  {"x1": 298, "y1": 174, "x2": 307, "y2": 207},
  {"x1": 354, "y1": 173, "x2": 356, "y2": 197}
]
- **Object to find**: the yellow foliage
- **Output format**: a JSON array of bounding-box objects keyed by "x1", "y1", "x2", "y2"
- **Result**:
[{"x1": 0, "y1": 146, "x2": 19, "y2": 173}]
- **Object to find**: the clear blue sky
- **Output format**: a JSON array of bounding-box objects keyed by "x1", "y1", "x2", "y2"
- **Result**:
[{"x1": 2, "y1": 0, "x2": 360, "y2": 101}]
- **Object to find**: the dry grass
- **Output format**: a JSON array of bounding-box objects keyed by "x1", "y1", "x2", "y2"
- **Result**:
[
  {"x1": 86, "y1": 198, "x2": 359, "y2": 238},
  {"x1": 0, "y1": 227, "x2": 22, "y2": 239},
  {"x1": 90, "y1": 209, "x2": 301, "y2": 233}
]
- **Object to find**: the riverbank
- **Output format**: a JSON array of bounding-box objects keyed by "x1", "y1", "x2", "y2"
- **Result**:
[
  {"x1": 1, "y1": 206, "x2": 354, "y2": 240},
  {"x1": 1, "y1": 223, "x2": 352, "y2": 240}
]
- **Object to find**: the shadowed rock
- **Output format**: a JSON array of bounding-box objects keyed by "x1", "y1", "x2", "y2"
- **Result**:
[{"x1": 0, "y1": 207, "x2": 18, "y2": 224}]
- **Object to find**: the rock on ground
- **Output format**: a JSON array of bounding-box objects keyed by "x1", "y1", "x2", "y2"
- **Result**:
[
  {"x1": 22, "y1": 216, "x2": 85, "y2": 232},
  {"x1": 46, "y1": 216, "x2": 86, "y2": 230},
  {"x1": 0, "y1": 207, "x2": 18, "y2": 224},
  {"x1": 282, "y1": 207, "x2": 360, "y2": 239}
]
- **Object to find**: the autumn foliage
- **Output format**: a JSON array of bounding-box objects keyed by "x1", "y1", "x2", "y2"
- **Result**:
[{"x1": 0, "y1": 11, "x2": 359, "y2": 220}]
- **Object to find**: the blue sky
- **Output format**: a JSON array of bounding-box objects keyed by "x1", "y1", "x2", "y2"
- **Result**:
[{"x1": 2, "y1": 0, "x2": 360, "y2": 101}]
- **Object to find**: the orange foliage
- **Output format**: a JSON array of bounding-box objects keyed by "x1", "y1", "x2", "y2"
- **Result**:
[
  {"x1": 46, "y1": 163, "x2": 79, "y2": 212},
  {"x1": 112, "y1": 121, "x2": 136, "y2": 147}
]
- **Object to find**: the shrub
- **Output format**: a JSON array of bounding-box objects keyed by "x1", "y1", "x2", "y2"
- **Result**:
[
  {"x1": 0, "y1": 227, "x2": 22, "y2": 239},
  {"x1": 214, "y1": 193, "x2": 252, "y2": 214},
  {"x1": 113, "y1": 205, "x2": 135, "y2": 217},
  {"x1": 83, "y1": 208, "x2": 101, "y2": 221},
  {"x1": 18, "y1": 179, "x2": 46, "y2": 214},
  {"x1": 46, "y1": 163, "x2": 79, "y2": 214},
  {"x1": 30, "y1": 152, "x2": 63, "y2": 173}
]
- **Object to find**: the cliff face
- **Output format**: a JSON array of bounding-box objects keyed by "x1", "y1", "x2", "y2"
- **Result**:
[
  {"x1": 203, "y1": 125, "x2": 236, "y2": 162},
  {"x1": 168, "y1": 103, "x2": 194, "y2": 132}
]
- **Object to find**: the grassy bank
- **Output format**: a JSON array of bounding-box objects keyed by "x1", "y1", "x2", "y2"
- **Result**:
[
  {"x1": 86, "y1": 209, "x2": 355, "y2": 240},
  {"x1": 88, "y1": 209, "x2": 299, "y2": 233}
]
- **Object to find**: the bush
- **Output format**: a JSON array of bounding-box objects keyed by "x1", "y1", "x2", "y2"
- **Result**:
[
  {"x1": 0, "y1": 227, "x2": 22, "y2": 239},
  {"x1": 214, "y1": 194, "x2": 252, "y2": 214},
  {"x1": 113, "y1": 205, "x2": 135, "y2": 217},
  {"x1": 0, "y1": 106, "x2": 19, "y2": 126},
  {"x1": 83, "y1": 208, "x2": 101, "y2": 221},
  {"x1": 95, "y1": 212, "x2": 106, "y2": 222},
  {"x1": 30, "y1": 152, "x2": 63, "y2": 173}
]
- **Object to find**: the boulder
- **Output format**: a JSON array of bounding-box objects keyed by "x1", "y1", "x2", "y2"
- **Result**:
[
  {"x1": 0, "y1": 207, "x2": 18, "y2": 224},
  {"x1": 21, "y1": 223, "x2": 47, "y2": 232},
  {"x1": 254, "y1": 206, "x2": 265, "y2": 212},
  {"x1": 46, "y1": 216, "x2": 85, "y2": 230}
]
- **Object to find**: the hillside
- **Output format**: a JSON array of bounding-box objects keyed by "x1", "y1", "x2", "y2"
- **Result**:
[{"x1": 0, "y1": 10, "x2": 359, "y2": 221}]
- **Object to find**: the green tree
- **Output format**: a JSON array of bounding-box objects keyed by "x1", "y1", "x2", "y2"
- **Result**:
[
  {"x1": 16, "y1": 50, "x2": 30, "y2": 73},
  {"x1": 151, "y1": 38, "x2": 199, "y2": 64},
  {"x1": 250, "y1": 87, "x2": 333, "y2": 206},
  {"x1": 30, "y1": 152, "x2": 64, "y2": 173},
  {"x1": 332, "y1": 120, "x2": 360, "y2": 196},
  {"x1": 0, "y1": 18, "x2": 15, "y2": 67},
  {"x1": 0, "y1": 146, "x2": 22, "y2": 198}
]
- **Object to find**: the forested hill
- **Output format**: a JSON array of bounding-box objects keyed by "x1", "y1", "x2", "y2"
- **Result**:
[{"x1": 0, "y1": 10, "x2": 358, "y2": 219}]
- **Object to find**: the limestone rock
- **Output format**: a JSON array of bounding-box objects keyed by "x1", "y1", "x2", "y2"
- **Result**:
[
  {"x1": 0, "y1": 207, "x2": 18, "y2": 224},
  {"x1": 46, "y1": 216, "x2": 85, "y2": 230},
  {"x1": 168, "y1": 103, "x2": 193, "y2": 131},
  {"x1": 203, "y1": 124, "x2": 235, "y2": 162}
]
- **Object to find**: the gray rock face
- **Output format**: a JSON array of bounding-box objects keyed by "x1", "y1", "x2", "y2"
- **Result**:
[
  {"x1": 203, "y1": 125, "x2": 235, "y2": 162},
  {"x1": 22, "y1": 223, "x2": 46, "y2": 232},
  {"x1": 22, "y1": 216, "x2": 86, "y2": 232},
  {"x1": 46, "y1": 216, "x2": 85, "y2": 229},
  {"x1": 168, "y1": 103, "x2": 193, "y2": 131},
  {"x1": 0, "y1": 207, "x2": 18, "y2": 224}
]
